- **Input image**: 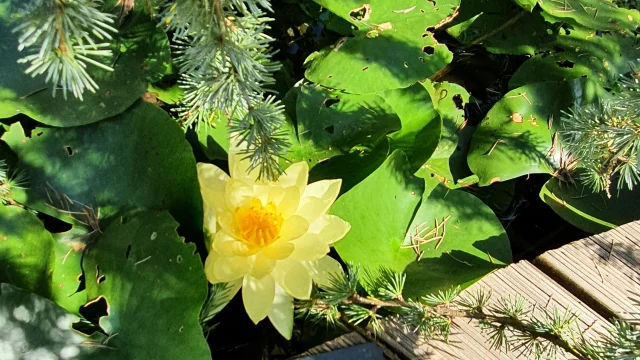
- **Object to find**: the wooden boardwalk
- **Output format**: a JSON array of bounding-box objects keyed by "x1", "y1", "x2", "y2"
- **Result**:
[{"x1": 299, "y1": 220, "x2": 640, "y2": 359}]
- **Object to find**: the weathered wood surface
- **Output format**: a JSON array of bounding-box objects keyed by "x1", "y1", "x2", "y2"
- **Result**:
[
  {"x1": 297, "y1": 332, "x2": 369, "y2": 358},
  {"x1": 380, "y1": 261, "x2": 609, "y2": 359},
  {"x1": 535, "y1": 220, "x2": 640, "y2": 322},
  {"x1": 299, "y1": 221, "x2": 640, "y2": 359},
  {"x1": 299, "y1": 261, "x2": 610, "y2": 359}
]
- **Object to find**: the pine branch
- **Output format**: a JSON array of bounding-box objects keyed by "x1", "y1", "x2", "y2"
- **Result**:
[
  {"x1": 297, "y1": 265, "x2": 639, "y2": 359},
  {"x1": 162, "y1": 0, "x2": 288, "y2": 180},
  {"x1": 12, "y1": 0, "x2": 117, "y2": 100},
  {"x1": 561, "y1": 75, "x2": 640, "y2": 197}
]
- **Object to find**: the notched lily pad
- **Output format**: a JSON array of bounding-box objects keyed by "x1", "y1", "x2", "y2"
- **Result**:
[
  {"x1": 305, "y1": 0, "x2": 459, "y2": 93},
  {"x1": 83, "y1": 211, "x2": 211, "y2": 359}
]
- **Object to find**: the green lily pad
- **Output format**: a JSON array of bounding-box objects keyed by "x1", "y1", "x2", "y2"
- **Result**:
[
  {"x1": 332, "y1": 150, "x2": 511, "y2": 298},
  {"x1": 147, "y1": 83, "x2": 185, "y2": 105},
  {"x1": 1, "y1": 102, "x2": 203, "y2": 243},
  {"x1": 509, "y1": 27, "x2": 640, "y2": 89},
  {"x1": 417, "y1": 81, "x2": 476, "y2": 188},
  {"x1": 0, "y1": 283, "x2": 106, "y2": 359},
  {"x1": 382, "y1": 83, "x2": 442, "y2": 172},
  {"x1": 83, "y1": 211, "x2": 210, "y2": 359},
  {"x1": 403, "y1": 176, "x2": 512, "y2": 298},
  {"x1": 331, "y1": 150, "x2": 424, "y2": 275},
  {"x1": 50, "y1": 226, "x2": 91, "y2": 315},
  {"x1": 305, "y1": 0, "x2": 458, "y2": 94},
  {"x1": 467, "y1": 79, "x2": 606, "y2": 186},
  {"x1": 0, "y1": 204, "x2": 54, "y2": 297},
  {"x1": 291, "y1": 83, "x2": 400, "y2": 166},
  {"x1": 0, "y1": 0, "x2": 171, "y2": 126},
  {"x1": 447, "y1": 0, "x2": 554, "y2": 55},
  {"x1": 538, "y1": 0, "x2": 640, "y2": 31},
  {"x1": 540, "y1": 170, "x2": 640, "y2": 233},
  {"x1": 513, "y1": 0, "x2": 537, "y2": 12},
  {"x1": 194, "y1": 115, "x2": 230, "y2": 162}
]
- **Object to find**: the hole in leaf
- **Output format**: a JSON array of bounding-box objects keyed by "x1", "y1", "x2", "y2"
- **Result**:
[
  {"x1": 362, "y1": 66, "x2": 369, "y2": 71},
  {"x1": 64, "y1": 146, "x2": 74, "y2": 156},
  {"x1": 80, "y1": 296, "x2": 108, "y2": 325},
  {"x1": 36, "y1": 131, "x2": 43, "y2": 136},
  {"x1": 323, "y1": 98, "x2": 340, "y2": 108},
  {"x1": 177, "y1": 255, "x2": 183, "y2": 263},
  {"x1": 423, "y1": 46, "x2": 435, "y2": 55},
  {"x1": 325, "y1": 125, "x2": 335, "y2": 134},
  {"x1": 327, "y1": 75, "x2": 333, "y2": 79},
  {"x1": 125, "y1": 244, "x2": 132, "y2": 259},
  {"x1": 426, "y1": 26, "x2": 435, "y2": 32},
  {"x1": 452, "y1": 94, "x2": 464, "y2": 110},
  {"x1": 404, "y1": 62, "x2": 409, "y2": 68},
  {"x1": 419, "y1": 57, "x2": 425, "y2": 62},
  {"x1": 557, "y1": 60, "x2": 574, "y2": 68},
  {"x1": 97, "y1": 275, "x2": 106, "y2": 284},
  {"x1": 349, "y1": 4, "x2": 371, "y2": 21},
  {"x1": 37, "y1": 212, "x2": 72, "y2": 233}
]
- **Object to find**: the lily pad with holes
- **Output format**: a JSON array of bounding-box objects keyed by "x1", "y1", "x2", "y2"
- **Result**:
[
  {"x1": 540, "y1": 171, "x2": 640, "y2": 233},
  {"x1": 331, "y1": 150, "x2": 511, "y2": 298},
  {"x1": 467, "y1": 79, "x2": 606, "y2": 186},
  {"x1": 447, "y1": 0, "x2": 554, "y2": 55},
  {"x1": 509, "y1": 27, "x2": 640, "y2": 89},
  {"x1": 305, "y1": 0, "x2": 459, "y2": 94},
  {"x1": 415, "y1": 81, "x2": 476, "y2": 188},
  {"x1": 288, "y1": 83, "x2": 400, "y2": 191},
  {"x1": 381, "y1": 83, "x2": 442, "y2": 172},
  {"x1": 1, "y1": 101, "x2": 203, "y2": 245},
  {"x1": 50, "y1": 226, "x2": 91, "y2": 315},
  {"x1": 0, "y1": 0, "x2": 171, "y2": 127},
  {"x1": 538, "y1": 0, "x2": 640, "y2": 31},
  {"x1": 83, "y1": 211, "x2": 211, "y2": 359},
  {"x1": 0, "y1": 283, "x2": 106, "y2": 359},
  {"x1": 0, "y1": 204, "x2": 55, "y2": 297}
]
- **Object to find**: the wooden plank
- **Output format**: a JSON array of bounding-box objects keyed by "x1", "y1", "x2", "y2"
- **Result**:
[
  {"x1": 535, "y1": 220, "x2": 640, "y2": 322},
  {"x1": 378, "y1": 261, "x2": 609, "y2": 359},
  {"x1": 297, "y1": 333, "x2": 369, "y2": 358}
]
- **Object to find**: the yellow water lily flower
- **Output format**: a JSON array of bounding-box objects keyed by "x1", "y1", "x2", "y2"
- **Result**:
[{"x1": 197, "y1": 145, "x2": 350, "y2": 339}]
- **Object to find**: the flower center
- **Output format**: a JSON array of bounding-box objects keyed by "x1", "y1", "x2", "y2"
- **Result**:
[{"x1": 235, "y1": 198, "x2": 284, "y2": 248}]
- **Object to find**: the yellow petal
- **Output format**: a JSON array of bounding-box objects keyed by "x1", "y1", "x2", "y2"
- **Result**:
[
  {"x1": 279, "y1": 215, "x2": 310, "y2": 242},
  {"x1": 262, "y1": 241, "x2": 294, "y2": 260},
  {"x1": 302, "y1": 256, "x2": 344, "y2": 288},
  {"x1": 204, "y1": 252, "x2": 222, "y2": 284},
  {"x1": 250, "y1": 253, "x2": 276, "y2": 278},
  {"x1": 309, "y1": 215, "x2": 351, "y2": 245},
  {"x1": 212, "y1": 231, "x2": 257, "y2": 257},
  {"x1": 303, "y1": 179, "x2": 341, "y2": 202},
  {"x1": 197, "y1": 163, "x2": 230, "y2": 213},
  {"x1": 273, "y1": 259, "x2": 312, "y2": 299},
  {"x1": 297, "y1": 180, "x2": 342, "y2": 222},
  {"x1": 289, "y1": 233, "x2": 330, "y2": 261},
  {"x1": 268, "y1": 284, "x2": 294, "y2": 340},
  {"x1": 214, "y1": 255, "x2": 251, "y2": 282},
  {"x1": 242, "y1": 274, "x2": 276, "y2": 324},
  {"x1": 269, "y1": 186, "x2": 300, "y2": 219},
  {"x1": 278, "y1": 162, "x2": 309, "y2": 195},
  {"x1": 203, "y1": 206, "x2": 217, "y2": 247},
  {"x1": 225, "y1": 178, "x2": 255, "y2": 210},
  {"x1": 218, "y1": 211, "x2": 240, "y2": 238}
]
